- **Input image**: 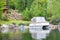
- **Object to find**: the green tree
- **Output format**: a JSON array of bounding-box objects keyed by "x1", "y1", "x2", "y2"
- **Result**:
[
  {"x1": 23, "y1": 0, "x2": 48, "y2": 20},
  {"x1": 0, "y1": 0, "x2": 6, "y2": 19},
  {"x1": 14, "y1": 0, "x2": 33, "y2": 12},
  {"x1": 9, "y1": 0, "x2": 15, "y2": 9},
  {"x1": 47, "y1": 0, "x2": 60, "y2": 24},
  {"x1": 8, "y1": 0, "x2": 60, "y2": 22}
]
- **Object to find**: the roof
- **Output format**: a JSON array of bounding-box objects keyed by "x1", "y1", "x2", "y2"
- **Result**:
[{"x1": 31, "y1": 17, "x2": 47, "y2": 23}]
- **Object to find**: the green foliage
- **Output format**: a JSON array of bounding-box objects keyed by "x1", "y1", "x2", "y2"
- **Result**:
[
  {"x1": 22, "y1": 8, "x2": 33, "y2": 20},
  {"x1": 50, "y1": 18, "x2": 60, "y2": 25},
  {"x1": 0, "y1": 9, "x2": 2, "y2": 19},
  {"x1": 15, "y1": 0, "x2": 26, "y2": 12},
  {"x1": 8, "y1": 0, "x2": 60, "y2": 22},
  {"x1": 0, "y1": 2, "x2": 3, "y2": 19},
  {"x1": 47, "y1": 0, "x2": 60, "y2": 23},
  {"x1": 19, "y1": 21, "x2": 30, "y2": 26},
  {"x1": 22, "y1": 0, "x2": 47, "y2": 20},
  {"x1": 0, "y1": 0, "x2": 6, "y2": 19},
  {"x1": 9, "y1": 0, "x2": 33, "y2": 12},
  {"x1": 9, "y1": 0, "x2": 15, "y2": 10},
  {"x1": 0, "y1": 0, "x2": 60, "y2": 24}
]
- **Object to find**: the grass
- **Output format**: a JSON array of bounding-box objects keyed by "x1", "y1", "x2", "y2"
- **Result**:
[{"x1": 0, "y1": 20, "x2": 30, "y2": 25}]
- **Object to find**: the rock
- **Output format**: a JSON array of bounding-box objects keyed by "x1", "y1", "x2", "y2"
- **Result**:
[{"x1": 1, "y1": 24, "x2": 9, "y2": 33}]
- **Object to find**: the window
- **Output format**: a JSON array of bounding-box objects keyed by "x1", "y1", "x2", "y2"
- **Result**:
[{"x1": 42, "y1": 25, "x2": 49, "y2": 30}]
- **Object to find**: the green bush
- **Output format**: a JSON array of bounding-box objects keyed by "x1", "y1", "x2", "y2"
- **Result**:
[
  {"x1": 22, "y1": 8, "x2": 33, "y2": 21},
  {"x1": 50, "y1": 18, "x2": 60, "y2": 25},
  {"x1": 0, "y1": 9, "x2": 2, "y2": 20}
]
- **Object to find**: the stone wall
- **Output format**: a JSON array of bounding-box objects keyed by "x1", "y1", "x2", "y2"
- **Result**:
[
  {"x1": 7, "y1": 10, "x2": 22, "y2": 20},
  {"x1": 3, "y1": 9, "x2": 22, "y2": 20}
]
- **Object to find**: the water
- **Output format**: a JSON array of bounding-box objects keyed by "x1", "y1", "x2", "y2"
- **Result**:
[{"x1": 31, "y1": 30, "x2": 51, "y2": 40}]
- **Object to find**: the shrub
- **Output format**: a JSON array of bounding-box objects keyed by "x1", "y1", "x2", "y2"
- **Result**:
[{"x1": 51, "y1": 18, "x2": 60, "y2": 25}]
